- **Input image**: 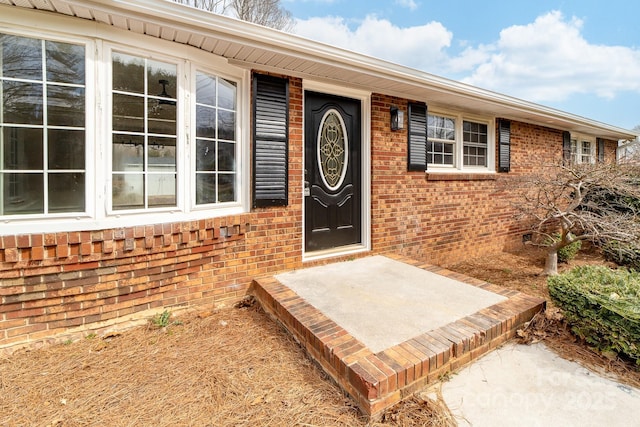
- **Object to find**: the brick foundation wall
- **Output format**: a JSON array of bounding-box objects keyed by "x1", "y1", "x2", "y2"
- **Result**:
[{"x1": 0, "y1": 84, "x2": 619, "y2": 351}]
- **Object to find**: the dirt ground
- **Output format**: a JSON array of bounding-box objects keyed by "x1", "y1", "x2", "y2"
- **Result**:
[{"x1": 1, "y1": 246, "x2": 639, "y2": 426}]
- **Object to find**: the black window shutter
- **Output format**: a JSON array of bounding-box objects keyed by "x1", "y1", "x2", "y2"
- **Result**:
[
  {"x1": 252, "y1": 74, "x2": 289, "y2": 208},
  {"x1": 498, "y1": 119, "x2": 511, "y2": 172},
  {"x1": 597, "y1": 138, "x2": 605, "y2": 162},
  {"x1": 562, "y1": 131, "x2": 572, "y2": 164},
  {"x1": 407, "y1": 102, "x2": 427, "y2": 171}
]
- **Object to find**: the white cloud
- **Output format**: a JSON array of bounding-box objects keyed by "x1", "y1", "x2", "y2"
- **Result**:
[
  {"x1": 459, "y1": 11, "x2": 640, "y2": 102},
  {"x1": 293, "y1": 15, "x2": 452, "y2": 71},
  {"x1": 394, "y1": 0, "x2": 419, "y2": 11},
  {"x1": 293, "y1": 10, "x2": 640, "y2": 108}
]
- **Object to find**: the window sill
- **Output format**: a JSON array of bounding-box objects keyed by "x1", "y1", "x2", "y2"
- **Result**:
[{"x1": 426, "y1": 172, "x2": 497, "y2": 181}]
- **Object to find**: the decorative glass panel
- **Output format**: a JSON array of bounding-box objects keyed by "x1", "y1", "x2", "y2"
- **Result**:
[{"x1": 317, "y1": 109, "x2": 348, "y2": 191}]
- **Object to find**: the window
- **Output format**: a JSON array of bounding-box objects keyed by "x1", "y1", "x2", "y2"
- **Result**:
[
  {"x1": 0, "y1": 26, "x2": 245, "y2": 234},
  {"x1": 463, "y1": 121, "x2": 488, "y2": 166},
  {"x1": 427, "y1": 114, "x2": 454, "y2": 165},
  {"x1": 195, "y1": 72, "x2": 237, "y2": 205},
  {"x1": 570, "y1": 137, "x2": 595, "y2": 164},
  {"x1": 427, "y1": 112, "x2": 493, "y2": 171},
  {"x1": 0, "y1": 33, "x2": 86, "y2": 215},
  {"x1": 111, "y1": 53, "x2": 177, "y2": 210}
]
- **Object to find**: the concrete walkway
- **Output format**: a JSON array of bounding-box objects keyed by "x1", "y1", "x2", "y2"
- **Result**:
[{"x1": 441, "y1": 342, "x2": 640, "y2": 427}]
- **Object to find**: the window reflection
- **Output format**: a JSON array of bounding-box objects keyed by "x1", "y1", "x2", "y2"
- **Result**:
[
  {"x1": 0, "y1": 33, "x2": 86, "y2": 216},
  {"x1": 194, "y1": 71, "x2": 237, "y2": 205},
  {"x1": 111, "y1": 53, "x2": 177, "y2": 210}
]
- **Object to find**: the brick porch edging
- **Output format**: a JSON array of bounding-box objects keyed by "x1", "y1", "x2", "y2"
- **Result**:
[{"x1": 252, "y1": 254, "x2": 545, "y2": 418}]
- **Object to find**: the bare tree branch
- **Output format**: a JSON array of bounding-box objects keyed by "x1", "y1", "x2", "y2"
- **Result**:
[
  {"x1": 507, "y1": 161, "x2": 640, "y2": 275},
  {"x1": 171, "y1": 0, "x2": 294, "y2": 31}
]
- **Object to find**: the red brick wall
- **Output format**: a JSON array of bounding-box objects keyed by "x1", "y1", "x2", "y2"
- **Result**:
[{"x1": 0, "y1": 84, "x2": 619, "y2": 350}]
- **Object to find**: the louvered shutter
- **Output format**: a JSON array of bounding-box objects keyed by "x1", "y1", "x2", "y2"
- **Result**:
[
  {"x1": 597, "y1": 138, "x2": 605, "y2": 162},
  {"x1": 407, "y1": 102, "x2": 427, "y2": 171},
  {"x1": 498, "y1": 119, "x2": 511, "y2": 172},
  {"x1": 252, "y1": 75, "x2": 289, "y2": 208},
  {"x1": 562, "y1": 131, "x2": 572, "y2": 164}
]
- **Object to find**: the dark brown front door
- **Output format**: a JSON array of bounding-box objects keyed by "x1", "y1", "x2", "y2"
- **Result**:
[{"x1": 304, "y1": 91, "x2": 361, "y2": 252}]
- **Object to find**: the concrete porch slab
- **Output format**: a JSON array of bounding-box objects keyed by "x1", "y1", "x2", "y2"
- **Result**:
[{"x1": 252, "y1": 254, "x2": 545, "y2": 418}]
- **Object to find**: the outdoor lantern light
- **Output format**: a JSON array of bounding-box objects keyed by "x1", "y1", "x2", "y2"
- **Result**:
[{"x1": 390, "y1": 106, "x2": 404, "y2": 131}]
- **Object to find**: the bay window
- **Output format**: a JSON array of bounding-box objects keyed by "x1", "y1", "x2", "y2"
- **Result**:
[{"x1": 0, "y1": 29, "x2": 244, "y2": 233}]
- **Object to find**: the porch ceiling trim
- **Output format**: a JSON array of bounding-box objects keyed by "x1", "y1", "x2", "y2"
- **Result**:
[{"x1": 1, "y1": 0, "x2": 636, "y2": 140}]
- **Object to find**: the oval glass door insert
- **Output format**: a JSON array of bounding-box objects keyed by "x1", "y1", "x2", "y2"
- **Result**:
[{"x1": 317, "y1": 109, "x2": 348, "y2": 191}]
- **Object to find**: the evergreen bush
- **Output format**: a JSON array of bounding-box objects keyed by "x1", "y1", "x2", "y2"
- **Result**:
[{"x1": 548, "y1": 265, "x2": 640, "y2": 364}]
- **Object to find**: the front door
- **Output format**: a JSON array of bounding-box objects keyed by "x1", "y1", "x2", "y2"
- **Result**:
[{"x1": 304, "y1": 91, "x2": 361, "y2": 253}]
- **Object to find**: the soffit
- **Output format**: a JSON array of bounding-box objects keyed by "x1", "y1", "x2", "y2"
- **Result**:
[{"x1": 1, "y1": 0, "x2": 636, "y2": 141}]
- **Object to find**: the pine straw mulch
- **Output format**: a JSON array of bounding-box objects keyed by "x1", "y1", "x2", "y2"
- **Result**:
[
  {"x1": 445, "y1": 245, "x2": 640, "y2": 391},
  {"x1": 0, "y1": 300, "x2": 455, "y2": 427}
]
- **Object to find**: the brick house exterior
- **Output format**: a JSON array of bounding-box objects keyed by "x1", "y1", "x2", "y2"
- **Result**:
[{"x1": 0, "y1": 1, "x2": 635, "y2": 351}]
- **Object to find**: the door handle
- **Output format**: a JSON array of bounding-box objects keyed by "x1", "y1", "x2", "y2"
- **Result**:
[{"x1": 304, "y1": 181, "x2": 310, "y2": 197}]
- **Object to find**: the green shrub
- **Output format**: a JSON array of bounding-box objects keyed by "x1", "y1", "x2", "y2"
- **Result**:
[
  {"x1": 548, "y1": 265, "x2": 640, "y2": 364},
  {"x1": 546, "y1": 233, "x2": 582, "y2": 263},
  {"x1": 602, "y1": 241, "x2": 640, "y2": 271}
]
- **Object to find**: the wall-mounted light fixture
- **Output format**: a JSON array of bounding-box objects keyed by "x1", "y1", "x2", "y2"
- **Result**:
[{"x1": 390, "y1": 106, "x2": 404, "y2": 131}]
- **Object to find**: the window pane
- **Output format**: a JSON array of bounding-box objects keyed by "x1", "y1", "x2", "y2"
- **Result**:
[
  {"x1": 112, "y1": 52, "x2": 144, "y2": 93},
  {"x1": 148, "y1": 173, "x2": 176, "y2": 207},
  {"x1": 148, "y1": 136, "x2": 176, "y2": 172},
  {"x1": 2, "y1": 173, "x2": 43, "y2": 215},
  {"x1": 46, "y1": 41, "x2": 85, "y2": 84},
  {"x1": 47, "y1": 85, "x2": 85, "y2": 127},
  {"x1": 48, "y1": 172, "x2": 84, "y2": 212},
  {"x1": 0, "y1": 34, "x2": 42, "y2": 80},
  {"x1": 196, "y1": 139, "x2": 216, "y2": 171},
  {"x1": 147, "y1": 60, "x2": 176, "y2": 98},
  {"x1": 218, "y1": 173, "x2": 235, "y2": 202},
  {"x1": 113, "y1": 93, "x2": 144, "y2": 133},
  {"x1": 112, "y1": 134, "x2": 144, "y2": 172},
  {"x1": 196, "y1": 105, "x2": 216, "y2": 138},
  {"x1": 2, "y1": 127, "x2": 43, "y2": 170},
  {"x1": 218, "y1": 110, "x2": 235, "y2": 141},
  {"x1": 196, "y1": 173, "x2": 216, "y2": 205},
  {"x1": 48, "y1": 129, "x2": 84, "y2": 170},
  {"x1": 147, "y1": 97, "x2": 176, "y2": 135},
  {"x1": 112, "y1": 173, "x2": 143, "y2": 210},
  {"x1": 218, "y1": 78, "x2": 236, "y2": 110},
  {"x1": 3, "y1": 81, "x2": 43, "y2": 125},
  {"x1": 218, "y1": 141, "x2": 235, "y2": 172},
  {"x1": 196, "y1": 73, "x2": 216, "y2": 106}
]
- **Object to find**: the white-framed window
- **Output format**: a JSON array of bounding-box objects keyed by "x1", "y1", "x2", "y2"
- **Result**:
[
  {"x1": 0, "y1": 25, "x2": 246, "y2": 235},
  {"x1": 0, "y1": 33, "x2": 87, "y2": 216},
  {"x1": 570, "y1": 135, "x2": 596, "y2": 164},
  {"x1": 427, "y1": 111, "x2": 494, "y2": 171}
]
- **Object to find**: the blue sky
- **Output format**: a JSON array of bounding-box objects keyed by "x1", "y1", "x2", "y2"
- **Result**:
[{"x1": 285, "y1": 0, "x2": 640, "y2": 131}]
